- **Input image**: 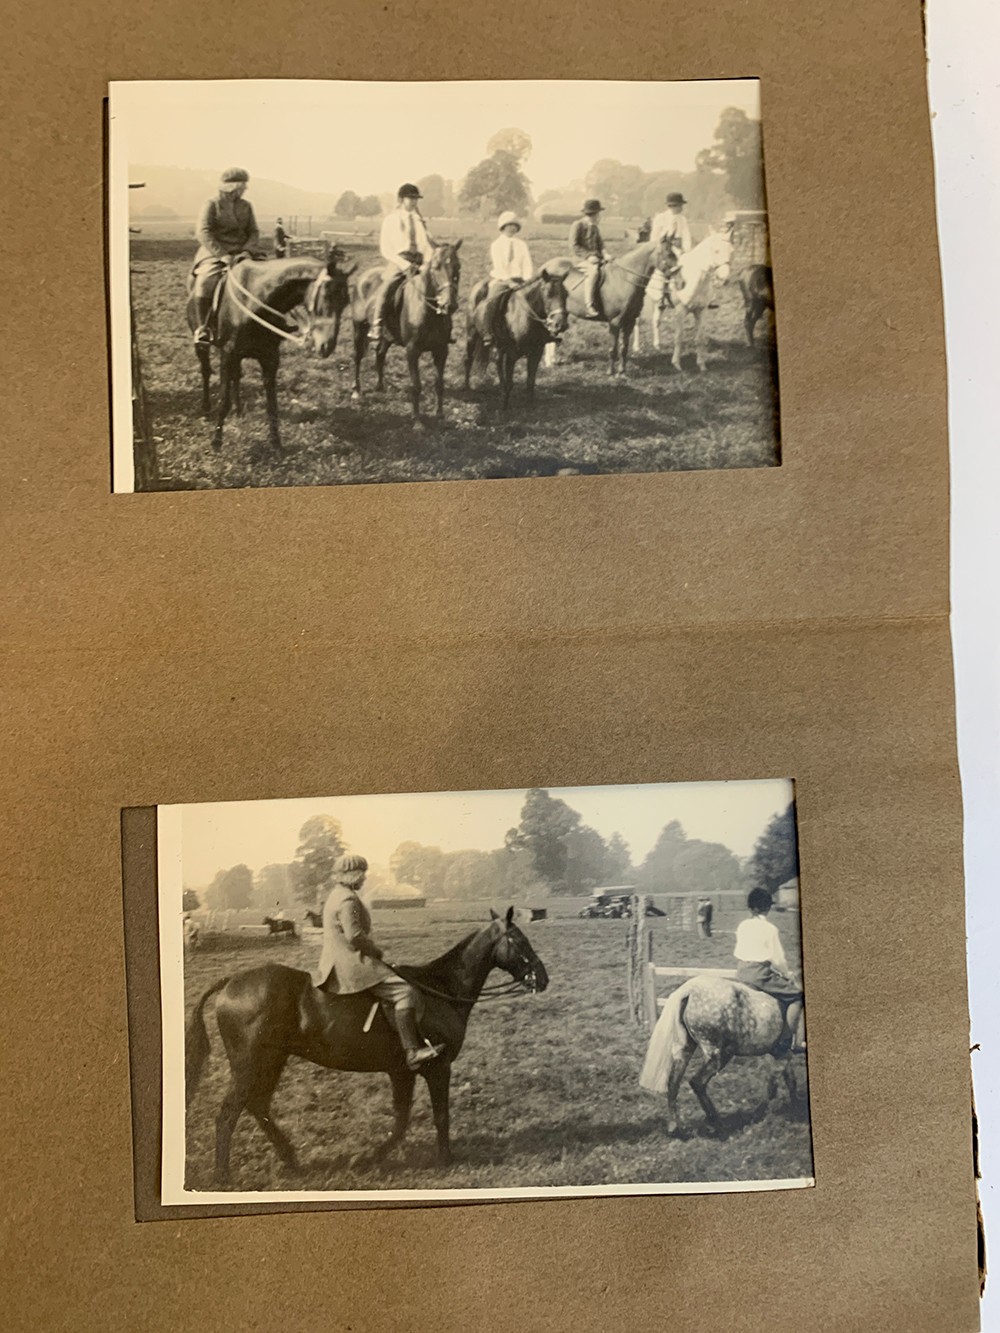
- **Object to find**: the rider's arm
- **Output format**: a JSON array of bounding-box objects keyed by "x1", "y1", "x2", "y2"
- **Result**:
[
  {"x1": 243, "y1": 202, "x2": 261, "y2": 254},
  {"x1": 517, "y1": 241, "x2": 534, "y2": 281},
  {"x1": 379, "y1": 213, "x2": 406, "y2": 267},
  {"x1": 340, "y1": 896, "x2": 383, "y2": 959},
  {"x1": 569, "y1": 219, "x2": 588, "y2": 260},
  {"x1": 768, "y1": 921, "x2": 789, "y2": 973},
  {"x1": 196, "y1": 199, "x2": 227, "y2": 258}
]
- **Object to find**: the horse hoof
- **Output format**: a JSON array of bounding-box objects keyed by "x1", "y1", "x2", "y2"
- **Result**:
[{"x1": 411, "y1": 419, "x2": 425, "y2": 432}]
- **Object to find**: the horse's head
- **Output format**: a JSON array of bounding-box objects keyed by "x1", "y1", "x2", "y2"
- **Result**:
[
  {"x1": 706, "y1": 230, "x2": 734, "y2": 284},
  {"x1": 427, "y1": 240, "x2": 463, "y2": 314},
  {"x1": 538, "y1": 260, "x2": 572, "y2": 339},
  {"x1": 489, "y1": 906, "x2": 549, "y2": 993},
  {"x1": 302, "y1": 248, "x2": 356, "y2": 357},
  {"x1": 654, "y1": 235, "x2": 681, "y2": 278}
]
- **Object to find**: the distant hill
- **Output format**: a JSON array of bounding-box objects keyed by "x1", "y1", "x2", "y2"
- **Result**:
[{"x1": 128, "y1": 164, "x2": 339, "y2": 222}]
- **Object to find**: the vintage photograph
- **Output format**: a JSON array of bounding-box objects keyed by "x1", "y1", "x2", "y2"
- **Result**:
[
  {"x1": 109, "y1": 79, "x2": 779, "y2": 493},
  {"x1": 156, "y1": 779, "x2": 812, "y2": 1204}
]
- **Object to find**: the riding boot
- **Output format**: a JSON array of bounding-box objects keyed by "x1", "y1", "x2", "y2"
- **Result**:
[
  {"x1": 394, "y1": 1006, "x2": 444, "y2": 1070},
  {"x1": 193, "y1": 293, "x2": 214, "y2": 344}
]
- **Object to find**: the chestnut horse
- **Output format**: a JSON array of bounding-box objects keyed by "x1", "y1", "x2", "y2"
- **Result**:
[
  {"x1": 740, "y1": 264, "x2": 775, "y2": 347},
  {"x1": 464, "y1": 261, "x2": 572, "y2": 408},
  {"x1": 350, "y1": 242, "x2": 463, "y2": 425},
  {"x1": 185, "y1": 250, "x2": 355, "y2": 458},
  {"x1": 185, "y1": 907, "x2": 548, "y2": 1185}
]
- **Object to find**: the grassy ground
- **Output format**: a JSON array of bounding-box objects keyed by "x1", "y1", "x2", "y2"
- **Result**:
[
  {"x1": 182, "y1": 900, "x2": 811, "y2": 1194},
  {"x1": 130, "y1": 238, "x2": 781, "y2": 490}
]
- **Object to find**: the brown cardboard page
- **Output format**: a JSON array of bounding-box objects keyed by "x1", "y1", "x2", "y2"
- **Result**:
[{"x1": 0, "y1": 0, "x2": 980, "y2": 1329}]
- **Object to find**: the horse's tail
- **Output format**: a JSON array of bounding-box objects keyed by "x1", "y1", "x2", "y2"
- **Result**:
[
  {"x1": 639, "y1": 978, "x2": 697, "y2": 1094},
  {"x1": 185, "y1": 976, "x2": 230, "y2": 1105}
]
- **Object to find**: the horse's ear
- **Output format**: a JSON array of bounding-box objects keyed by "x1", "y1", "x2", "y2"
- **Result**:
[
  {"x1": 505, "y1": 906, "x2": 514, "y2": 926},
  {"x1": 490, "y1": 908, "x2": 499, "y2": 920},
  {"x1": 343, "y1": 261, "x2": 358, "y2": 277},
  {"x1": 454, "y1": 238, "x2": 463, "y2": 251}
]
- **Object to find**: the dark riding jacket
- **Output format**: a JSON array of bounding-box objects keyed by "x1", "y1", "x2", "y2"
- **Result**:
[
  {"x1": 194, "y1": 193, "x2": 260, "y2": 264},
  {"x1": 569, "y1": 217, "x2": 604, "y2": 261}
]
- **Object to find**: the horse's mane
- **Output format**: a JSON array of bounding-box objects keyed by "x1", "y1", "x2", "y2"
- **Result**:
[
  {"x1": 400, "y1": 929, "x2": 479, "y2": 983},
  {"x1": 248, "y1": 257, "x2": 324, "y2": 302}
]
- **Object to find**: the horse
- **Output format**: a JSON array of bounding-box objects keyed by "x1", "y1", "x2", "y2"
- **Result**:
[
  {"x1": 349, "y1": 242, "x2": 463, "y2": 426},
  {"x1": 739, "y1": 264, "x2": 775, "y2": 347},
  {"x1": 668, "y1": 230, "x2": 734, "y2": 372},
  {"x1": 182, "y1": 917, "x2": 200, "y2": 953},
  {"x1": 464, "y1": 261, "x2": 572, "y2": 408},
  {"x1": 185, "y1": 249, "x2": 355, "y2": 458},
  {"x1": 544, "y1": 237, "x2": 679, "y2": 377},
  {"x1": 639, "y1": 973, "x2": 803, "y2": 1135},
  {"x1": 185, "y1": 907, "x2": 548, "y2": 1185},
  {"x1": 263, "y1": 916, "x2": 297, "y2": 937},
  {"x1": 302, "y1": 909, "x2": 323, "y2": 929}
]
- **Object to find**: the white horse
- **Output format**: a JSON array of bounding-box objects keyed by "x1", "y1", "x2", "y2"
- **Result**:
[{"x1": 666, "y1": 230, "x2": 733, "y2": 372}]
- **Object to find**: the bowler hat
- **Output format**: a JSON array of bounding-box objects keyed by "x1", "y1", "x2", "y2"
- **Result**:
[
  {"x1": 666, "y1": 192, "x2": 687, "y2": 207},
  {"x1": 582, "y1": 198, "x2": 603, "y2": 214},
  {"x1": 398, "y1": 182, "x2": 422, "y2": 199}
]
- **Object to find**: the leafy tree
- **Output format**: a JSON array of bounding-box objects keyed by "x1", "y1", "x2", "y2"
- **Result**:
[
  {"x1": 203, "y1": 864, "x2": 254, "y2": 911},
  {"x1": 416, "y1": 174, "x2": 446, "y2": 217},
  {"x1": 458, "y1": 150, "x2": 532, "y2": 218},
  {"x1": 486, "y1": 127, "x2": 532, "y2": 163},
  {"x1": 334, "y1": 190, "x2": 361, "y2": 218},
  {"x1": 695, "y1": 107, "x2": 765, "y2": 209},
  {"x1": 291, "y1": 815, "x2": 346, "y2": 904},
  {"x1": 605, "y1": 832, "x2": 632, "y2": 882},
  {"x1": 182, "y1": 889, "x2": 200, "y2": 913},
  {"x1": 634, "y1": 819, "x2": 688, "y2": 891},
  {"x1": 390, "y1": 841, "x2": 448, "y2": 896},
  {"x1": 747, "y1": 803, "x2": 799, "y2": 891},
  {"x1": 357, "y1": 194, "x2": 382, "y2": 217},
  {"x1": 671, "y1": 840, "x2": 742, "y2": 894},
  {"x1": 488, "y1": 846, "x2": 547, "y2": 902},
  {"x1": 563, "y1": 824, "x2": 610, "y2": 892},
  {"x1": 505, "y1": 788, "x2": 584, "y2": 890}
]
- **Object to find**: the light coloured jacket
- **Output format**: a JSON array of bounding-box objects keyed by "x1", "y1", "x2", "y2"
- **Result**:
[
  {"x1": 379, "y1": 207, "x2": 434, "y2": 270},
  {"x1": 650, "y1": 209, "x2": 692, "y2": 253},
  {"x1": 489, "y1": 234, "x2": 533, "y2": 282},
  {"x1": 313, "y1": 885, "x2": 393, "y2": 991}
]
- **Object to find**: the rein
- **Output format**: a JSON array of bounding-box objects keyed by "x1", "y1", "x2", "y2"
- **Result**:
[
  {"x1": 225, "y1": 265, "x2": 313, "y2": 346},
  {"x1": 383, "y1": 928, "x2": 539, "y2": 1006}
]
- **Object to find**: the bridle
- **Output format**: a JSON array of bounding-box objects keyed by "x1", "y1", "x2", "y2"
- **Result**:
[
  {"x1": 421, "y1": 249, "x2": 459, "y2": 315},
  {"x1": 223, "y1": 262, "x2": 334, "y2": 346},
  {"x1": 384, "y1": 923, "x2": 541, "y2": 1007}
]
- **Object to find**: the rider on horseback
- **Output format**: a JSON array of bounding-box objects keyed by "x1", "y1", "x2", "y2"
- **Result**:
[
  {"x1": 190, "y1": 168, "x2": 263, "y2": 344},
  {"x1": 568, "y1": 198, "x2": 605, "y2": 318},
  {"x1": 313, "y1": 853, "x2": 445, "y2": 1070},
  {"x1": 734, "y1": 887, "x2": 806, "y2": 1055},
  {"x1": 369, "y1": 183, "x2": 436, "y2": 343},
  {"x1": 478, "y1": 211, "x2": 534, "y2": 349}
]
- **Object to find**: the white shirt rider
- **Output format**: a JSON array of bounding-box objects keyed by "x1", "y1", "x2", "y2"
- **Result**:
[
  {"x1": 733, "y1": 914, "x2": 789, "y2": 972},
  {"x1": 379, "y1": 204, "x2": 434, "y2": 271},
  {"x1": 489, "y1": 231, "x2": 533, "y2": 282},
  {"x1": 651, "y1": 205, "x2": 693, "y2": 254}
]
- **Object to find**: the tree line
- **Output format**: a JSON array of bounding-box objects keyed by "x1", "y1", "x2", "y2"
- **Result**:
[
  {"x1": 328, "y1": 110, "x2": 764, "y2": 224},
  {"x1": 183, "y1": 793, "x2": 799, "y2": 911}
]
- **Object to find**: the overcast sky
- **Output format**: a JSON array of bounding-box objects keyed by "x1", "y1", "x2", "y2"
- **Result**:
[
  {"x1": 172, "y1": 778, "x2": 792, "y2": 887},
  {"x1": 111, "y1": 79, "x2": 761, "y2": 199}
]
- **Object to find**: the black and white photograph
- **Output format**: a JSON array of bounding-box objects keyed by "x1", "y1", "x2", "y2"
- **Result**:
[
  {"x1": 109, "y1": 79, "x2": 779, "y2": 493},
  {"x1": 157, "y1": 778, "x2": 812, "y2": 1204}
]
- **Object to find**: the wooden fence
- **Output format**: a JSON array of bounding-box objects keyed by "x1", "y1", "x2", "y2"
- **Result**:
[{"x1": 626, "y1": 894, "x2": 735, "y2": 1032}]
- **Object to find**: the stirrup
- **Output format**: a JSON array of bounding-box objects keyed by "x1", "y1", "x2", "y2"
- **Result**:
[
  {"x1": 406, "y1": 1042, "x2": 445, "y2": 1069},
  {"x1": 193, "y1": 327, "x2": 212, "y2": 345}
]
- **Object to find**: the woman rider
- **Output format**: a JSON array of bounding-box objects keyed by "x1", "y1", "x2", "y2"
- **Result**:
[
  {"x1": 734, "y1": 887, "x2": 806, "y2": 1054},
  {"x1": 190, "y1": 167, "x2": 262, "y2": 344},
  {"x1": 312, "y1": 853, "x2": 444, "y2": 1069}
]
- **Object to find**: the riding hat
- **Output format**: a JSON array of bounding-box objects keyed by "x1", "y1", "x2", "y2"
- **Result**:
[
  {"x1": 220, "y1": 167, "x2": 250, "y2": 184},
  {"x1": 666, "y1": 192, "x2": 687, "y2": 207},
  {"x1": 582, "y1": 198, "x2": 603, "y2": 214},
  {"x1": 397, "y1": 182, "x2": 422, "y2": 199},
  {"x1": 497, "y1": 211, "x2": 522, "y2": 232}
]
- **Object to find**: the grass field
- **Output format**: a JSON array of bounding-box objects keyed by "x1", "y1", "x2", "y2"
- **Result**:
[
  {"x1": 181, "y1": 900, "x2": 811, "y2": 1194},
  {"x1": 129, "y1": 237, "x2": 781, "y2": 490}
]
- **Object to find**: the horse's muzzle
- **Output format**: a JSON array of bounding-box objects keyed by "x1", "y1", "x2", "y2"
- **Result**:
[{"x1": 523, "y1": 963, "x2": 549, "y2": 994}]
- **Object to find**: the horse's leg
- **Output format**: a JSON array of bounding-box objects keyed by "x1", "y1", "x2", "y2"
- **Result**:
[
  {"x1": 609, "y1": 323, "x2": 620, "y2": 378},
  {"x1": 525, "y1": 347, "x2": 544, "y2": 405},
  {"x1": 780, "y1": 1056, "x2": 798, "y2": 1108},
  {"x1": 672, "y1": 307, "x2": 685, "y2": 372},
  {"x1": 500, "y1": 351, "x2": 516, "y2": 410},
  {"x1": 544, "y1": 341, "x2": 557, "y2": 369},
  {"x1": 745, "y1": 302, "x2": 757, "y2": 348},
  {"x1": 196, "y1": 344, "x2": 212, "y2": 416},
  {"x1": 665, "y1": 1032, "x2": 698, "y2": 1135},
  {"x1": 371, "y1": 1069, "x2": 417, "y2": 1161},
  {"x1": 432, "y1": 345, "x2": 447, "y2": 419},
  {"x1": 375, "y1": 341, "x2": 389, "y2": 393},
  {"x1": 215, "y1": 1070, "x2": 251, "y2": 1185},
  {"x1": 259, "y1": 349, "x2": 284, "y2": 456},
  {"x1": 464, "y1": 329, "x2": 477, "y2": 390},
  {"x1": 423, "y1": 1062, "x2": 453, "y2": 1167},
  {"x1": 246, "y1": 1052, "x2": 298, "y2": 1174},
  {"x1": 620, "y1": 315, "x2": 635, "y2": 376},
  {"x1": 213, "y1": 349, "x2": 236, "y2": 449},
  {"x1": 233, "y1": 363, "x2": 243, "y2": 417},
  {"x1": 351, "y1": 322, "x2": 367, "y2": 401},
  {"x1": 695, "y1": 308, "x2": 708, "y2": 373},
  {"x1": 689, "y1": 1046, "x2": 732, "y2": 1132},
  {"x1": 407, "y1": 345, "x2": 422, "y2": 425}
]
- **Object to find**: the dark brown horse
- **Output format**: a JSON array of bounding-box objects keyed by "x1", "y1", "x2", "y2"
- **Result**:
[
  {"x1": 186, "y1": 250, "x2": 355, "y2": 458},
  {"x1": 547, "y1": 237, "x2": 679, "y2": 376},
  {"x1": 739, "y1": 264, "x2": 775, "y2": 347},
  {"x1": 185, "y1": 907, "x2": 548, "y2": 1185},
  {"x1": 263, "y1": 916, "x2": 297, "y2": 937},
  {"x1": 349, "y1": 242, "x2": 463, "y2": 425},
  {"x1": 464, "y1": 261, "x2": 572, "y2": 408}
]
